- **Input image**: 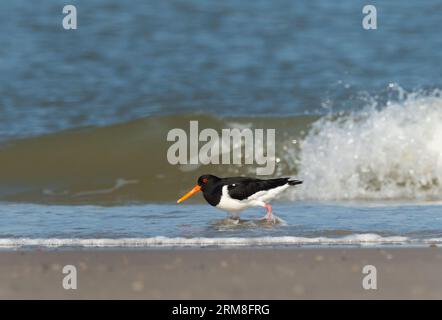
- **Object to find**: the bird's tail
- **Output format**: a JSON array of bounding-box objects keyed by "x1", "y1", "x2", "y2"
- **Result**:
[{"x1": 288, "y1": 179, "x2": 303, "y2": 186}]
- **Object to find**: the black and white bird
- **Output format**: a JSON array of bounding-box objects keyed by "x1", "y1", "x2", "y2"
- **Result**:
[{"x1": 177, "y1": 175, "x2": 303, "y2": 222}]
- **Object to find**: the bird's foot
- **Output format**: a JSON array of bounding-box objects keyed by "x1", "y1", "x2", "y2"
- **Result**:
[
  {"x1": 258, "y1": 213, "x2": 276, "y2": 225},
  {"x1": 258, "y1": 213, "x2": 286, "y2": 226}
]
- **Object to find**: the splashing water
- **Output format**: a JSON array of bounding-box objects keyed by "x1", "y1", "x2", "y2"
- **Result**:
[{"x1": 293, "y1": 90, "x2": 442, "y2": 200}]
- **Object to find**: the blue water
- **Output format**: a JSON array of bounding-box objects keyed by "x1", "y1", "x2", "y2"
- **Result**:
[
  {"x1": 0, "y1": 0, "x2": 441, "y2": 138},
  {"x1": 0, "y1": 202, "x2": 441, "y2": 248}
]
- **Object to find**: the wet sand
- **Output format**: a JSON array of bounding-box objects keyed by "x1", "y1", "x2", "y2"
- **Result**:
[{"x1": 0, "y1": 248, "x2": 441, "y2": 299}]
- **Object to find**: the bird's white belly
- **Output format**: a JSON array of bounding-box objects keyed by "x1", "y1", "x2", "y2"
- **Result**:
[
  {"x1": 216, "y1": 186, "x2": 257, "y2": 212},
  {"x1": 216, "y1": 194, "x2": 251, "y2": 211}
]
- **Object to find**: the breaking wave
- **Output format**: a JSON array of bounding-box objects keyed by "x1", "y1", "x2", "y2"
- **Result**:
[
  {"x1": 293, "y1": 89, "x2": 442, "y2": 200},
  {"x1": 0, "y1": 88, "x2": 441, "y2": 203}
]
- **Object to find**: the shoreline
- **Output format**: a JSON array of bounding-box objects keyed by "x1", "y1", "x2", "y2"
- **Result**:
[
  {"x1": 0, "y1": 247, "x2": 441, "y2": 299},
  {"x1": 0, "y1": 243, "x2": 439, "y2": 251}
]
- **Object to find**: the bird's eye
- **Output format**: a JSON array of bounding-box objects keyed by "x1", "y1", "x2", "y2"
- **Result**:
[{"x1": 202, "y1": 178, "x2": 208, "y2": 184}]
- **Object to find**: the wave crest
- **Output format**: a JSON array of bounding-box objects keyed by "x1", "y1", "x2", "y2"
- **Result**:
[{"x1": 1, "y1": 89, "x2": 442, "y2": 203}]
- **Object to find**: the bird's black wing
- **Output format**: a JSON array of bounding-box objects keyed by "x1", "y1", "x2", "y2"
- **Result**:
[{"x1": 226, "y1": 177, "x2": 298, "y2": 201}]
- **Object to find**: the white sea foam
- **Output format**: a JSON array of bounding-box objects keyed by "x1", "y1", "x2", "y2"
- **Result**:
[
  {"x1": 293, "y1": 90, "x2": 442, "y2": 200},
  {"x1": 0, "y1": 234, "x2": 438, "y2": 248}
]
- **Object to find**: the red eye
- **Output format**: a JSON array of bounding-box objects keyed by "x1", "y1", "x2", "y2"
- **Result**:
[{"x1": 202, "y1": 178, "x2": 208, "y2": 183}]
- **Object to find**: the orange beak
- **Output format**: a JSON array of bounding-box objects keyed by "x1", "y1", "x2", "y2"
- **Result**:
[{"x1": 177, "y1": 185, "x2": 201, "y2": 203}]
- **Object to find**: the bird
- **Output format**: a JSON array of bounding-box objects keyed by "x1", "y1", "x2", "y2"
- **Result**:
[{"x1": 177, "y1": 174, "x2": 303, "y2": 222}]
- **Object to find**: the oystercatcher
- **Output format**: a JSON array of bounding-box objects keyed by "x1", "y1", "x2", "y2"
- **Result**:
[{"x1": 177, "y1": 175, "x2": 303, "y2": 222}]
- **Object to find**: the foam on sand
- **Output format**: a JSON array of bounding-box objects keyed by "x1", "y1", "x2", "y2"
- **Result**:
[{"x1": 0, "y1": 234, "x2": 439, "y2": 248}]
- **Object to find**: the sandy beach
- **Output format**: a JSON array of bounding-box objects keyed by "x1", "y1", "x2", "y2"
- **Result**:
[{"x1": 0, "y1": 247, "x2": 441, "y2": 299}]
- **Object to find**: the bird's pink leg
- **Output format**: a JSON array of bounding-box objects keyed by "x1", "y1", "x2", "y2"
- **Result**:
[{"x1": 264, "y1": 204, "x2": 273, "y2": 222}]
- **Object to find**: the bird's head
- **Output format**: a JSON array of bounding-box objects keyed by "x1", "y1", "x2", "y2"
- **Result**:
[{"x1": 177, "y1": 174, "x2": 220, "y2": 203}]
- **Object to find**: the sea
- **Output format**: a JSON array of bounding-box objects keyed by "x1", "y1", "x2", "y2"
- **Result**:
[{"x1": 0, "y1": 0, "x2": 441, "y2": 249}]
